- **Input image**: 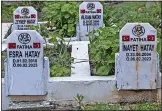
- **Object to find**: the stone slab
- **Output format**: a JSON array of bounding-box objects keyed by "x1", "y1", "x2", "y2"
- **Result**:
[{"x1": 1, "y1": 76, "x2": 160, "y2": 103}]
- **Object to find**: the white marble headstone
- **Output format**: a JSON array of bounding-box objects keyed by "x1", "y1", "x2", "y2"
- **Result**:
[
  {"x1": 6, "y1": 30, "x2": 46, "y2": 95},
  {"x1": 12, "y1": 6, "x2": 38, "y2": 31},
  {"x1": 79, "y1": 2, "x2": 103, "y2": 37},
  {"x1": 117, "y1": 23, "x2": 157, "y2": 90}
]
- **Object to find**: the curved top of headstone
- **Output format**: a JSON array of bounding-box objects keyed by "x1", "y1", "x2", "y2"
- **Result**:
[
  {"x1": 120, "y1": 23, "x2": 156, "y2": 34},
  {"x1": 79, "y1": 1, "x2": 103, "y2": 9},
  {"x1": 120, "y1": 23, "x2": 157, "y2": 41},
  {"x1": 7, "y1": 30, "x2": 44, "y2": 43},
  {"x1": 13, "y1": 6, "x2": 37, "y2": 14},
  {"x1": 12, "y1": 6, "x2": 38, "y2": 31}
]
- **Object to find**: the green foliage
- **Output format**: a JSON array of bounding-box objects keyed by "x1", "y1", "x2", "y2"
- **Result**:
[
  {"x1": 88, "y1": 27, "x2": 119, "y2": 76},
  {"x1": 44, "y1": 45, "x2": 72, "y2": 77},
  {"x1": 130, "y1": 103, "x2": 162, "y2": 110},
  {"x1": 75, "y1": 94, "x2": 85, "y2": 110},
  {"x1": 103, "y1": 2, "x2": 161, "y2": 54},
  {"x1": 1, "y1": 1, "x2": 46, "y2": 22},
  {"x1": 2, "y1": 2, "x2": 16, "y2": 22},
  {"x1": 30, "y1": 25, "x2": 72, "y2": 77},
  {"x1": 84, "y1": 103, "x2": 120, "y2": 110},
  {"x1": 84, "y1": 103, "x2": 161, "y2": 110},
  {"x1": 103, "y1": 2, "x2": 161, "y2": 35},
  {"x1": 42, "y1": 2, "x2": 80, "y2": 37},
  {"x1": 88, "y1": 2, "x2": 161, "y2": 76},
  {"x1": 1, "y1": 52, "x2": 6, "y2": 78}
]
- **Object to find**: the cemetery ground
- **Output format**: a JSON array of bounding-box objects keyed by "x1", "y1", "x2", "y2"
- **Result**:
[
  {"x1": 1, "y1": 1, "x2": 162, "y2": 110},
  {"x1": 6, "y1": 101, "x2": 162, "y2": 110}
]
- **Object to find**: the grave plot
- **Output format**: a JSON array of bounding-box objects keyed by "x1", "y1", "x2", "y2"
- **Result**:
[{"x1": 71, "y1": 2, "x2": 105, "y2": 76}]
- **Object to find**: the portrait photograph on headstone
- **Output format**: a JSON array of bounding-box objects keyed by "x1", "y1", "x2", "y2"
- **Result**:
[{"x1": 1, "y1": 1, "x2": 161, "y2": 110}]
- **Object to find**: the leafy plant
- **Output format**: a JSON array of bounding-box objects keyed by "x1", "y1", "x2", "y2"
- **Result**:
[
  {"x1": 103, "y1": 2, "x2": 161, "y2": 53},
  {"x1": 88, "y1": 27, "x2": 119, "y2": 76},
  {"x1": 44, "y1": 45, "x2": 72, "y2": 77},
  {"x1": 30, "y1": 24, "x2": 73, "y2": 77},
  {"x1": 42, "y1": 2, "x2": 80, "y2": 37},
  {"x1": 75, "y1": 94, "x2": 85, "y2": 110},
  {"x1": 2, "y1": 2, "x2": 16, "y2": 22}
]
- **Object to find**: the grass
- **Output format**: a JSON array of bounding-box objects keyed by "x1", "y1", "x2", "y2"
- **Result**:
[{"x1": 84, "y1": 103, "x2": 162, "y2": 110}]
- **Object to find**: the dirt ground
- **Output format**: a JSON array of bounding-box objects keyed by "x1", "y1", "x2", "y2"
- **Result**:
[{"x1": 5, "y1": 100, "x2": 162, "y2": 111}]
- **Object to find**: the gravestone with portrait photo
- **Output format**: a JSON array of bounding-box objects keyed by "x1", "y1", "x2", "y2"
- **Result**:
[
  {"x1": 79, "y1": 2, "x2": 103, "y2": 37},
  {"x1": 5, "y1": 30, "x2": 48, "y2": 95},
  {"x1": 116, "y1": 23, "x2": 158, "y2": 90},
  {"x1": 12, "y1": 6, "x2": 38, "y2": 31}
]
